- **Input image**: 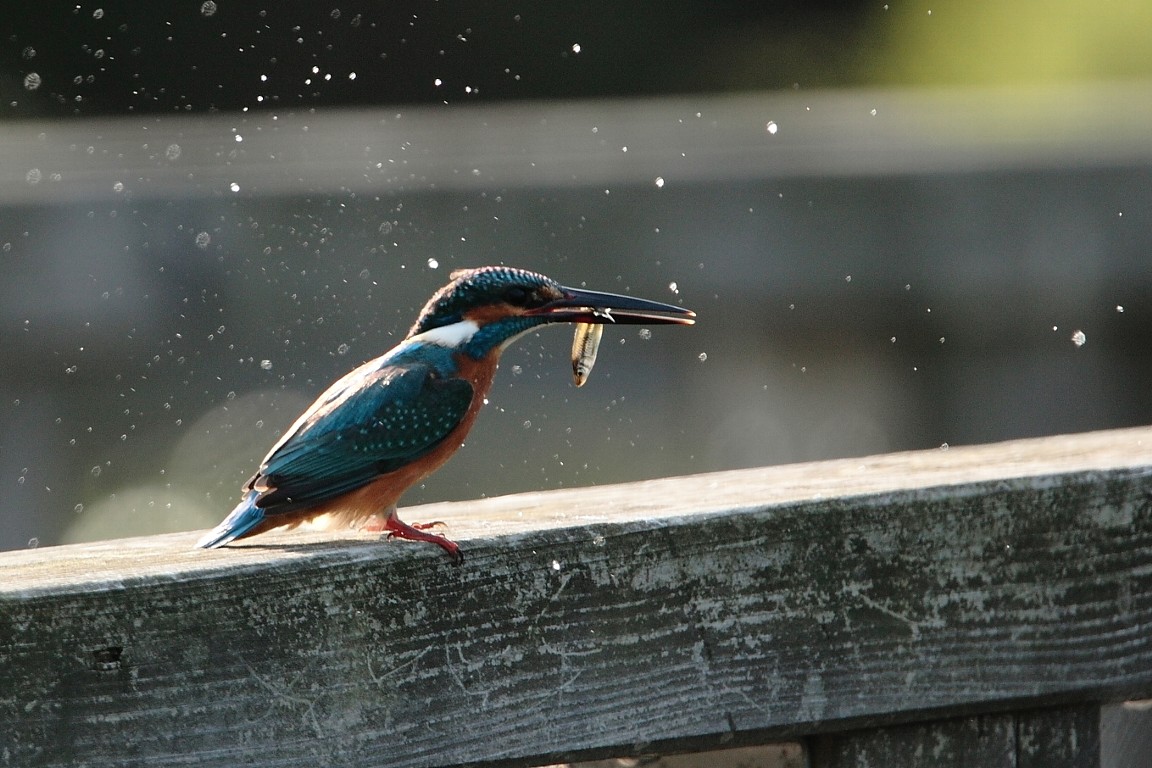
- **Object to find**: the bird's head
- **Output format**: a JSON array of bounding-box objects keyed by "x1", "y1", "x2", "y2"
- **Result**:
[{"x1": 407, "y1": 266, "x2": 695, "y2": 358}]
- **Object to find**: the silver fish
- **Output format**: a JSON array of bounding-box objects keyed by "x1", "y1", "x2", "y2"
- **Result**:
[{"x1": 571, "y1": 322, "x2": 603, "y2": 387}]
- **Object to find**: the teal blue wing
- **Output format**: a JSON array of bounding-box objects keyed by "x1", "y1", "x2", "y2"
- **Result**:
[{"x1": 248, "y1": 361, "x2": 473, "y2": 514}]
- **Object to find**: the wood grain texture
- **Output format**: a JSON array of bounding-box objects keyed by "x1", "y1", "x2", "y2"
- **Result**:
[
  {"x1": 2, "y1": 426, "x2": 1152, "y2": 767},
  {"x1": 809, "y1": 705, "x2": 1101, "y2": 768}
]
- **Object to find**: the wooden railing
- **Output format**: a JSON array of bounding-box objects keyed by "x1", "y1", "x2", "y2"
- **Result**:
[{"x1": 3, "y1": 427, "x2": 1151, "y2": 767}]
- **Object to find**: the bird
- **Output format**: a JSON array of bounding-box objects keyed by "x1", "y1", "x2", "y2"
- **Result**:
[{"x1": 196, "y1": 266, "x2": 695, "y2": 561}]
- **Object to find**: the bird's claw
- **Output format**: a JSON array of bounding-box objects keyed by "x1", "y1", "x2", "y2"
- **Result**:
[{"x1": 384, "y1": 517, "x2": 463, "y2": 564}]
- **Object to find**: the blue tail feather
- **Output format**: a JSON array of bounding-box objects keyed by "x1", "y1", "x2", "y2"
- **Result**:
[{"x1": 196, "y1": 492, "x2": 265, "y2": 548}]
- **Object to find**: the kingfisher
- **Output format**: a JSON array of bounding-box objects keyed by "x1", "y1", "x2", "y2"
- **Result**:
[{"x1": 196, "y1": 266, "x2": 695, "y2": 561}]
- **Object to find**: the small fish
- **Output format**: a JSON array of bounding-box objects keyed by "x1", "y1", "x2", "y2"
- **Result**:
[{"x1": 571, "y1": 322, "x2": 603, "y2": 387}]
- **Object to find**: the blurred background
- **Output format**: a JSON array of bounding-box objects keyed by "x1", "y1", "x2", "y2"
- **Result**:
[{"x1": 2, "y1": 0, "x2": 1152, "y2": 552}]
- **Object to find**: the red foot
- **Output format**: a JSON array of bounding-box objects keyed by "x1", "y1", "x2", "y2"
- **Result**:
[{"x1": 384, "y1": 516, "x2": 462, "y2": 564}]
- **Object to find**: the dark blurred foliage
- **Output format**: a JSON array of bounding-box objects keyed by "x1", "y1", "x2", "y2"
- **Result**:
[{"x1": 5, "y1": 1, "x2": 873, "y2": 118}]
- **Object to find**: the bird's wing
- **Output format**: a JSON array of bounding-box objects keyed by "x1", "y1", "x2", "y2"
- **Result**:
[{"x1": 248, "y1": 361, "x2": 474, "y2": 513}]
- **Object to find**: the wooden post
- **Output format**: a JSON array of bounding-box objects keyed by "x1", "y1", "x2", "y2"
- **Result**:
[{"x1": 2, "y1": 427, "x2": 1152, "y2": 767}]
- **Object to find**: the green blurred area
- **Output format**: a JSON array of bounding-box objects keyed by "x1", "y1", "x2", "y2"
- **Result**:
[{"x1": 869, "y1": 0, "x2": 1152, "y2": 86}]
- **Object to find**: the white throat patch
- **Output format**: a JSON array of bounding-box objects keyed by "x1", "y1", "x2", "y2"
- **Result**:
[{"x1": 409, "y1": 319, "x2": 480, "y2": 348}]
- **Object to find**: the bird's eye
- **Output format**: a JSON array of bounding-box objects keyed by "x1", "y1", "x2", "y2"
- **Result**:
[{"x1": 503, "y1": 286, "x2": 531, "y2": 306}]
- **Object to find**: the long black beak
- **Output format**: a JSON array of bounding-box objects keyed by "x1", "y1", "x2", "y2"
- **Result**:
[{"x1": 529, "y1": 286, "x2": 696, "y2": 325}]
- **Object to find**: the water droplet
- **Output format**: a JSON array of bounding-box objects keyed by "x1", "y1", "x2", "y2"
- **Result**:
[
  {"x1": 1071, "y1": 330, "x2": 1086, "y2": 347},
  {"x1": 336, "y1": 343, "x2": 350, "y2": 355},
  {"x1": 510, "y1": 365, "x2": 523, "y2": 375},
  {"x1": 194, "y1": 231, "x2": 211, "y2": 249},
  {"x1": 200, "y1": 0, "x2": 217, "y2": 17},
  {"x1": 26, "y1": 168, "x2": 42, "y2": 185},
  {"x1": 359, "y1": 268, "x2": 370, "y2": 280},
  {"x1": 377, "y1": 220, "x2": 393, "y2": 235},
  {"x1": 91, "y1": 465, "x2": 102, "y2": 477},
  {"x1": 522, "y1": 420, "x2": 532, "y2": 429},
  {"x1": 1116, "y1": 305, "x2": 1125, "y2": 313},
  {"x1": 229, "y1": 182, "x2": 240, "y2": 193},
  {"x1": 21, "y1": 47, "x2": 36, "y2": 60},
  {"x1": 112, "y1": 181, "x2": 124, "y2": 193},
  {"x1": 23, "y1": 72, "x2": 41, "y2": 91},
  {"x1": 654, "y1": 177, "x2": 665, "y2": 188},
  {"x1": 638, "y1": 328, "x2": 652, "y2": 340},
  {"x1": 427, "y1": 258, "x2": 439, "y2": 269},
  {"x1": 27, "y1": 538, "x2": 39, "y2": 549},
  {"x1": 571, "y1": 43, "x2": 581, "y2": 54},
  {"x1": 845, "y1": 275, "x2": 852, "y2": 283},
  {"x1": 766, "y1": 121, "x2": 778, "y2": 134},
  {"x1": 226, "y1": 390, "x2": 236, "y2": 400},
  {"x1": 74, "y1": 503, "x2": 85, "y2": 514},
  {"x1": 165, "y1": 143, "x2": 181, "y2": 161},
  {"x1": 260, "y1": 359, "x2": 272, "y2": 370},
  {"x1": 668, "y1": 281, "x2": 679, "y2": 294},
  {"x1": 940, "y1": 443, "x2": 950, "y2": 451},
  {"x1": 698, "y1": 352, "x2": 708, "y2": 362},
  {"x1": 255, "y1": 419, "x2": 265, "y2": 429},
  {"x1": 92, "y1": 8, "x2": 104, "y2": 18}
]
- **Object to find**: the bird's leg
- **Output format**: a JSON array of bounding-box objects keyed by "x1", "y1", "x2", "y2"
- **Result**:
[{"x1": 377, "y1": 508, "x2": 462, "y2": 563}]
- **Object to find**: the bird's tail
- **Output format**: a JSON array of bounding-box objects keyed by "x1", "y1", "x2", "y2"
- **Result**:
[{"x1": 196, "y1": 492, "x2": 265, "y2": 548}]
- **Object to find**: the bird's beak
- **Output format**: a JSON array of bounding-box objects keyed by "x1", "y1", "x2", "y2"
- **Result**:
[{"x1": 528, "y1": 286, "x2": 696, "y2": 325}]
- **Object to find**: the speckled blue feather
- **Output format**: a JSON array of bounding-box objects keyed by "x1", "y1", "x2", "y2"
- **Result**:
[{"x1": 196, "y1": 340, "x2": 475, "y2": 547}]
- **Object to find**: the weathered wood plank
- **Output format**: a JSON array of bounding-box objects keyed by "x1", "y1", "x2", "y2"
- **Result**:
[
  {"x1": 2, "y1": 426, "x2": 1152, "y2": 767},
  {"x1": 808, "y1": 704, "x2": 1101, "y2": 768}
]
